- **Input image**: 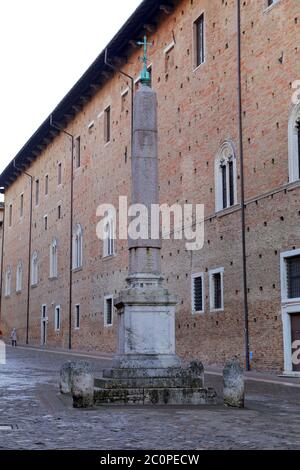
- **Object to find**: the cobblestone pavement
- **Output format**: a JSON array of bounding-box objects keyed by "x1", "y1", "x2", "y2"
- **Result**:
[{"x1": 0, "y1": 346, "x2": 299, "y2": 450}]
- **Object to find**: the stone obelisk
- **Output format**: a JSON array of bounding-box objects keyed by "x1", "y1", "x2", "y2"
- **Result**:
[
  {"x1": 95, "y1": 38, "x2": 217, "y2": 406},
  {"x1": 114, "y1": 37, "x2": 179, "y2": 370}
]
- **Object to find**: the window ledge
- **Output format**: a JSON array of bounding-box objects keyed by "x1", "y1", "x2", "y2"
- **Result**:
[
  {"x1": 286, "y1": 180, "x2": 300, "y2": 192},
  {"x1": 193, "y1": 61, "x2": 205, "y2": 73},
  {"x1": 72, "y1": 266, "x2": 83, "y2": 273},
  {"x1": 4, "y1": 295, "x2": 11, "y2": 299},
  {"x1": 16, "y1": 290, "x2": 22, "y2": 295},
  {"x1": 263, "y1": 0, "x2": 281, "y2": 13},
  {"x1": 192, "y1": 311, "x2": 205, "y2": 316},
  {"x1": 216, "y1": 204, "x2": 241, "y2": 218},
  {"x1": 102, "y1": 254, "x2": 116, "y2": 262},
  {"x1": 104, "y1": 323, "x2": 113, "y2": 328},
  {"x1": 31, "y1": 283, "x2": 38, "y2": 289},
  {"x1": 210, "y1": 308, "x2": 224, "y2": 313},
  {"x1": 281, "y1": 298, "x2": 300, "y2": 306},
  {"x1": 49, "y1": 276, "x2": 58, "y2": 281}
]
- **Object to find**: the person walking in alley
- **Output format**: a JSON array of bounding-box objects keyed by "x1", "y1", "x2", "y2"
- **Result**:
[{"x1": 10, "y1": 328, "x2": 17, "y2": 347}]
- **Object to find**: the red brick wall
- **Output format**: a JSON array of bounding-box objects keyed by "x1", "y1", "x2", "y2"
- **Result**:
[{"x1": 1, "y1": 0, "x2": 300, "y2": 371}]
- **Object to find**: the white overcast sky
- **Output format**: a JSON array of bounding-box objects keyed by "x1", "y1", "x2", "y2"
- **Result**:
[{"x1": 0, "y1": 0, "x2": 141, "y2": 175}]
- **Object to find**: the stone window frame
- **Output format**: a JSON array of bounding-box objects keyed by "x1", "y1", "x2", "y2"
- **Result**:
[
  {"x1": 31, "y1": 251, "x2": 39, "y2": 287},
  {"x1": 4, "y1": 266, "x2": 12, "y2": 298},
  {"x1": 75, "y1": 304, "x2": 80, "y2": 330},
  {"x1": 103, "y1": 216, "x2": 115, "y2": 259},
  {"x1": 104, "y1": 295, "x2": 114, "y2": 327},
  {"x1": 164, "y1": 41, "x2": 175, "y2": 74},
  {"x1": 49, "y1": 238, "x2": 58, "y2": 279},
  {"x1": 264, "y1": 0, "x2": 281, "y2": 12},
  {"x1": 280, "y1": 248, "x2": 300, "y2": 304},
  {"x1": 16, "y1": 260, "x2": 23, "y2": 293},
  {"x1": 215, "y1": 140, "x2": 238, "y2": 213},
  {"x1": 73, "y1": 224, "x2": 83, "y2": 270},
  {"x1": 209, "y1": 267, "x2": 224, "y2": 313},
  {"x1": 54, "y1": 305, "x2": 61, "y2": 332},
  {"x1": 19, "y1": 193, "x2": 24, "y2": 219},
  {"x1": 191, "y1": 272, "x2": 205, "y2": 315},
  {"x1": 288, "y1": 103, "x2": 300, "y2": 183},
  {"x1": 74, "y1": 135, "x2": 81, "y2": 169},
  {"x1": 193, "y1": 11, "x2": 206, "y2": 72}
]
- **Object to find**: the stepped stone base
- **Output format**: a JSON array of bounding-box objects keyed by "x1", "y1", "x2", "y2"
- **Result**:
[{"x1": 93, "y1": 362, "x2": 218, "y2": 406}]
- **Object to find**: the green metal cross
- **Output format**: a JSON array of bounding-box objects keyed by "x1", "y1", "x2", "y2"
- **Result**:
[{"x1": 137, "y1": 35, "x2": 152, "y2": 86}]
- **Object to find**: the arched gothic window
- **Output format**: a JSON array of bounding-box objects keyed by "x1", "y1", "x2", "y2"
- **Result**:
[
  {"x1": 215, "y1": 141, "x2": 237, "y2": 212},
  {"x1": 288, "y1": 103, "x2": 300, "y2": 183}
]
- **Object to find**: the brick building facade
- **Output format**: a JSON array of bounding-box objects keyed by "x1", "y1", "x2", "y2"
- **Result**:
[{"x1": 0, "y1": 0, "x2": 300, "y2": 373}]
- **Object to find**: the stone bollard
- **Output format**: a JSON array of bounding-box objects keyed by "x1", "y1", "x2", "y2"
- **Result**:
[
  {"x1": 71, "y1": 361, "x2": 94, "y2": 409},
  {"x1": 59, "y1": 361, "x2": 76, "y2": 394},
  {"x1": 223, "y1": 357, "x2": 245, "y2": 408}
]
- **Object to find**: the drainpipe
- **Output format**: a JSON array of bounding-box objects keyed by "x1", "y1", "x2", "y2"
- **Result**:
[
  {"x1": 13, "y1": 161, "x2": 33, "y2": 344},
  {"x1": 50, "y1": 116, "x2": 74, "y2": 350},
  {"x1": 0, "y1": 189, "x2": 5, "y2": 327},
  {"x1": 104, "y1": 49, "x2": 134, "y2": 156},
  {"x1": 237, "y1": 0, "x2": 250, "y2": 371}
]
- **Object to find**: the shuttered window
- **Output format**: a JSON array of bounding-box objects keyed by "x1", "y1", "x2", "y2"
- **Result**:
[
  {"x1": 192, "y1": 274, "x2": 204, "y2": 313},
  {"x1": 287, "y1": 256, "x2": 300, "y2": 299}
]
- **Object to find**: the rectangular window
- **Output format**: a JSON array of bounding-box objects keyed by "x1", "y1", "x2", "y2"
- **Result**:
[
  {"x1": 164, "y1": 43, "x2": 175, "y2": 73},
  {"x1": 58, "y1": 204, "x2": 62, "y2": 220},
  {"x1": 20, "y1": 194, "x2": 24, "y2": 218},
  {"x1": 287, "y1": 256, "x2": 300, "y2": 299},
  {"x1": 121, "y1": 89, "x2": 129, "y2": 112},
  {"x1": 209, "y1": 268, "x2": 224, "y2": 311},
  {"x1": 55, "y1": 306, "x2": 61, "y2": 331},
  {"x1": 45, "y1": 175, "x2": 49, "y2": 196},
  {"x1": 192, "y1": 273, "x2": 204, "y2": 314},
  {"x1": 44, "y1": 215, "x2": 48, "y2": 231},
  {"x1": 9, "y1": 204, "x2": 12, "y2": 227},
  {"x1": 35, "y1": 179, "x2": 39, "y2": 206},
  {"x1": 194, "y1": 14, "x2": 205, "y2": 68},
  {"x1": 75, "y1": 304, "x2": 80, "y2": 329},
  {"x1": 75, "y1": 136, "x2": 81, "y2": 168},
  {"x1": 104, "y1": 296, "x2": 113, "y2": 326},
  {"x1": 57, "y1": 163, "x2": 62, "y2": 186},
  {"x1": 104, "y1": 106, "x2": 111, "y2": 143}
]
